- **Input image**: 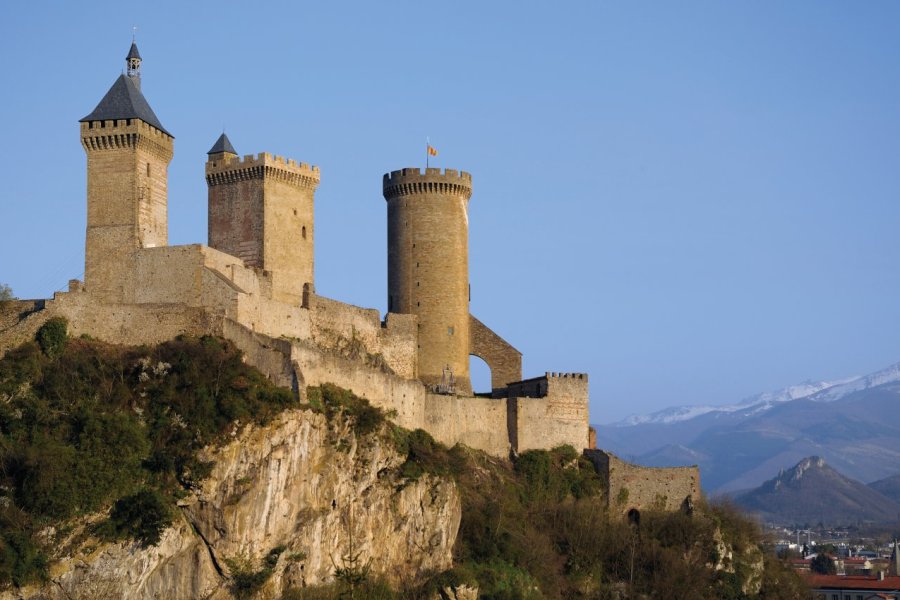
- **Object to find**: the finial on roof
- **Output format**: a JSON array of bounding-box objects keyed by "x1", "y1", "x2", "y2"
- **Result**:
[{"x1": 208, "y1": 132, "x2": 237, "y2": 156}]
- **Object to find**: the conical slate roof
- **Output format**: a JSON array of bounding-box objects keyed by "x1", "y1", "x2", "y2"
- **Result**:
[
  {"x1": 208, "y1": 132, "x2": 237, "y2": 155},
  {"x1": 127, "y1": 42, "x2": 141, "y2": 60},
  {"x1": 80, "y1": 74, "x2": 171, "y2": 137}
]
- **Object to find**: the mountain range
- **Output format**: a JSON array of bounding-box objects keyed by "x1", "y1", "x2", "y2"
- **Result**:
[
  {"x1": 594, "y1": 362, "x2": 900, "y2": 492},
  {"x1": 734, "y1": 456, "x2": 900, "y2": 526}
]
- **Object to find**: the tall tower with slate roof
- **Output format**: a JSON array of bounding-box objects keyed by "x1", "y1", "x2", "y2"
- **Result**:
[{"x1": 79, "y1": 42, "x2": 173, "y2": 302}]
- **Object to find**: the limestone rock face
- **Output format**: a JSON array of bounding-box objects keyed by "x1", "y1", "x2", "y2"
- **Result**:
[{"x1": 5, "y1": 409, "x2": 460, "y2": 600}]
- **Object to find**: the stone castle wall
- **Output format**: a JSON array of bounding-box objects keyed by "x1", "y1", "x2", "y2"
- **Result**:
[
  {"x1": 509, "y1": 373, "x2": 591, "y2": 453},
  {"x1": 0, "y1": 48, "x2": 702, "y2": 520},
  {"x1": 584, "y1": 450, "x2": 700, "y2": 515}
]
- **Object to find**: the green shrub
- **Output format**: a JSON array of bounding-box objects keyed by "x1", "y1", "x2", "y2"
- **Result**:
[
  {"x1": 0, "y1": 335, "x2": 304, "y2": 586},
  {"x1": 514, "y1": 446, "x2": 602, "y2": 504},
  {"x1": 226, "y1": 546, "x2": 285, "y2": 599},
  {"x1": 100, "y1": 489, "x2": 172, "y2": 546},
  {"x1": 306, "y1": 384, "x2": 386, "y2": 435},
  {"x1": 35, "y1": 318, "x2": 68, "y2": 359},
  {"x1": 0, "y1": 507, "x2": 46, "y2": 587}
]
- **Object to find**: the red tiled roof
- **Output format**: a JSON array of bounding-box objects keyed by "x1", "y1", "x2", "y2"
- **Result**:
[{"x1": 806, "y1": 574, "x2": 900, "y2": 591}]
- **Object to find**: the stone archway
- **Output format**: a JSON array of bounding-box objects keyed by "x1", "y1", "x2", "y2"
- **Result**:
[{"x1": 469, "y1": 354, "x2": 492, "y2": 395}]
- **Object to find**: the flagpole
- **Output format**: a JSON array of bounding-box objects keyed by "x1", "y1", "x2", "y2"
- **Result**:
[{"x1": 426, "y1": 137, "x2": 430, "y2": 169}]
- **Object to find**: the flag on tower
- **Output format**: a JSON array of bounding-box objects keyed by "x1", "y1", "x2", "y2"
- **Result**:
[{"x1": 427, "y1": 145, "x2": 438, "y2": 156}]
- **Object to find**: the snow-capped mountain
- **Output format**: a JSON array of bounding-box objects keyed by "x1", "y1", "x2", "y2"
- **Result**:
[
  {"x1": 594, "y1": 360, "x2": 900, "y2": 492},
  {"x1": 612, "y1": 363, "x2": 900, "y2": 427}
]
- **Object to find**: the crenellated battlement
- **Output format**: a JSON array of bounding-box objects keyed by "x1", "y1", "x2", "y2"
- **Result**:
[
  {"x1": 80, "y1": 120, "x2": 173, "y2": 158},
  {"x1": 382, "y1": 167, "x2": 472, "y2": 200},
  {"x1": 206, "y1": 152, "x2": 320, "y2": 189},
  {"x1": 546, "y1": 372, "x2": 588, "y2": 380},
  {"x1": 81, "y1": 119, "x2": 172, "y2": 140}
]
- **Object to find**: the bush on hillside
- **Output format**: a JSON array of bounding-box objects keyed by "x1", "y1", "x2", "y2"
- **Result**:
[
  {"x1": 0, "y1": 334, "x2": 302, "y2": 585},
  {"x1": 35, "y1": 317, "x2": 67, "y2": 358}
]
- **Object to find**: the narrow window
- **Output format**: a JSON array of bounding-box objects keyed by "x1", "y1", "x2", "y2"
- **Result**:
[
  {"x1": 302, "y1": 226, "x2": 307, "y2": 239},
  {"x1": 146, "y1": 163, "x2": 151, "y2": 177},
  {"x1": 416, "y1": 281, "x2": 419, "y2": 287},
  {"x1": 448, "y1": 326, "x2": 454, "y2": 336}
]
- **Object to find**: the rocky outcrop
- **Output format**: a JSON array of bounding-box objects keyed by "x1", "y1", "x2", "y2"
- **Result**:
[{"x1": 6, "y1": 409, "x2": 460, "y2": 600}]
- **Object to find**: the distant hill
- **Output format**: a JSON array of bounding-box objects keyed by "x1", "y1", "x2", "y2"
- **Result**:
[
  {"x1": 594, "y1": 362, "x2": 900, "y2": 492},
  {"x1": 870, "y1": 474, "x2": 900, "y2": 504},
  {"x1": 734, "y1": 457, "x2": 900, "y2": 526}
]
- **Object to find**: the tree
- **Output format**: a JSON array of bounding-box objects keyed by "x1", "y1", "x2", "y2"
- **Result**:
[
  {"x1": 810, "y1": 553, "x2": 836, "y2": 575},
  {"x1": 0, "y1": 283, "x2": 14, "y2": 302}
]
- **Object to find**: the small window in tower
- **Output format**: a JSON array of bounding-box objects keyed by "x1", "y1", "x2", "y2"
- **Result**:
[
  {"x1": 416, "y1": 281, "x2": 419, "y2": 287},
  {"x1": 448, "y1": 326, "x2": 454, "y2": 336},
  {"x1": 147, "y1": 163, "x2": 151, "y2": 177},
  {"x1": 417, "y1": 302, "x2": 420, "y2": 307},
  {"x1": 293, "y1": 209, "x2": 298, "y2": 216},
  {"x1": 302, "y1": 226, "x2": 307, "y2": 239}
]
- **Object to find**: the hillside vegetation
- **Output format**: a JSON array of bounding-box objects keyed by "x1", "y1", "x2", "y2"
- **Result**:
[
  {"x1": 0, "y1": 319, "x2": 299, "y2": 586},
  {"x1": 0, "y1": 322, "x2": 807, "y2": 598}
]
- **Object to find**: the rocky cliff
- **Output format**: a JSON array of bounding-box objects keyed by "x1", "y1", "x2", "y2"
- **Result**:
[{"x1": 6, "y1": 409, "x2": 460, "y2": 600}]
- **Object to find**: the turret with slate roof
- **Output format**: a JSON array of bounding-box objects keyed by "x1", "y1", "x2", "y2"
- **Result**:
[
  {"x1": 80, "y1": 41, "x2": 170, "y2": 136},
  {"x1": 207, "y1": 132, "x2": 238, "y2": 162},
  {"x1": 79, "y1": 42, "x2": 174, "y2": 303}
]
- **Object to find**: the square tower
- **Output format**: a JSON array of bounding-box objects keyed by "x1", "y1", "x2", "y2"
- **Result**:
[
  {"x1": 206, "y1": 140, "x2": 320, "y2": 305},
  {"x1": 79, "y1": 44, "x2": 174, "y2": 303}
]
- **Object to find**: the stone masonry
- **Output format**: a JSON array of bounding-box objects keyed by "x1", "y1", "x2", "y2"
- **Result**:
[
  {"x1": 207, "y1": 151, "x2": 319, "y2": 306},
  {"x1": 0, "y1": 43, "x2": 700, "y2": 509},
  {"x1": 584, "y1": 450, "x2": 701, "y2": 516}
]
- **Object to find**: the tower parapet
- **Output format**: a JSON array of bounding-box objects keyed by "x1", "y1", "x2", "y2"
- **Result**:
[
  {"x1": 205, "y1": 152, "x2": 320, "y2": 188},
  {"x1": 383, "y1": 167, "x2": 474, "y2": 395},
  {"x1": 206, "y1": 148, "x2": 320, "y2": 305},
  {"x1": 383, "y1": 168, "x2": 472, "y2": 199}
]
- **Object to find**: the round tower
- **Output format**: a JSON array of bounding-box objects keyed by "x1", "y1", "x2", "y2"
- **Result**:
[{"x1": 383, "y1": 167, "x2": 473, "y2": 395}]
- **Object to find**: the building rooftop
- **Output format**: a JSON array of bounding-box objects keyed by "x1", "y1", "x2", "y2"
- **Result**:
[
  {"x1": 126, "y1": 42, "x2": 141, "y2": 60},
  {"x1": 208, "y1": 132, "x2": 237, "y2": 155},
  {"x1": 807, "y1": 574, "x2": 900, "y2": 591},
  {"x1": 80, "y1": 74, "x2": 171, "y2": 137}
]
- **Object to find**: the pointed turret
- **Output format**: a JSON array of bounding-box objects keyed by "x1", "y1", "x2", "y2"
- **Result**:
[
  {"x1": 126, "y1": 42, "x2": 142, "y2": 87},
  {"x1": 207, "y1": 133, "x2": 238, "y2": 161},
  {"x1": 80, "y1": 42, "x2": 170, "y2": 135}
]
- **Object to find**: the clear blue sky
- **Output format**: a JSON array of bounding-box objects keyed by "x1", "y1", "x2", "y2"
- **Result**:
[{"x1": 1, "y1": 2, "x2": 899, "y2": 423}]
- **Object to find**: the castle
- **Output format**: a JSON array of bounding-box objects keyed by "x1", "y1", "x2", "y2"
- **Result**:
[{"x1": 0, "y1": 43, "x2": 698, "y2": 514}]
